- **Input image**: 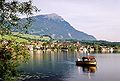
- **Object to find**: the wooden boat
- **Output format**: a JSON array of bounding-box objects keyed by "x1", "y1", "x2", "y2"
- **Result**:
[{"x1": 76, "y1": 56, "x2": 97, "y2": 66}]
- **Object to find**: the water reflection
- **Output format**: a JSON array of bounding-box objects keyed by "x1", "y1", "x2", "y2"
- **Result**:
[
  {"x1": 19, "y1": 50, "x2": 77, "y2": 81},
  {"x1": 19, "y1": 50, "x2": 120, "y2": 81},
  {"x1": 81, "y1": 66, "x2": 97, "y2": 73},
  {"x1": 77, "y1": 66, "x2": 97, "y2": 80}
]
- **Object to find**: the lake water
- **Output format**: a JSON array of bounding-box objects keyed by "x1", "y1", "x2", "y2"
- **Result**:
[{"x1": 19, "y1": 50, "x2": 120, "y2": 81}]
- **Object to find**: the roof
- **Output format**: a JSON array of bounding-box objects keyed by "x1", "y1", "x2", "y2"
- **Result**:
[{"x1": 82, "y1": 56, "x2": 96, "y2": 59}]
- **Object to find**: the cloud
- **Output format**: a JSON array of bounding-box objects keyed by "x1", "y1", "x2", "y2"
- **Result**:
[{"x1": 32, "y1": 0, "x2": 120, "y2": 41}]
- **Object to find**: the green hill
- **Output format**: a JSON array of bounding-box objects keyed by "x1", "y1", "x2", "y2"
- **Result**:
[{"x1": 0, "y1": 33, "x2": 52, "y2": 43}]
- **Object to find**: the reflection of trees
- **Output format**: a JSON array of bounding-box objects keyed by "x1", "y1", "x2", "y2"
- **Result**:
[{"x1": 31, "y1": 50, "x2": 76, "y2": 64}]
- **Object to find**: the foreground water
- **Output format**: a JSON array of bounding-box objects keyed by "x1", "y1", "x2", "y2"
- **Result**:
[{"x1": 19, "y1": 50, "x2": 120, "y2": 81}]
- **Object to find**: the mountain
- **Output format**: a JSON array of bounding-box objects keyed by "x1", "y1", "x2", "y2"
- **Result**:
[{"x1": 28, "y1": 13, "x2": 96, "y2": 40}]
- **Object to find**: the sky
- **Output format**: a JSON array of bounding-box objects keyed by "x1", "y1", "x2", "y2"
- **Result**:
[{"x1": 30, "y1": 0, "x2": 120, "y2": 42}]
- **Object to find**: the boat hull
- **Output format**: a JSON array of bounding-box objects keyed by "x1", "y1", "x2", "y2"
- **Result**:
[{"x1": 76, "y1": 61, "x2": 97, "y2": 66}]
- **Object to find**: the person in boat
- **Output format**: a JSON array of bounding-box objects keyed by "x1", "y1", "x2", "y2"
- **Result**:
[
  {"x1": 76, "y1": 56, "x2": 97, "y2": 66},
  {"x1": 82, "y1": 56, "x2": 96, "y2": 62},
  {"x1": 77, "y1": 58, "x2": 81, "y2": 61}
]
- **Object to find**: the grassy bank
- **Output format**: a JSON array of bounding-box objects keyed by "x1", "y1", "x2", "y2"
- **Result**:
[{"x1": 0, "y1": 32, "x2": 51, "y2": 43}]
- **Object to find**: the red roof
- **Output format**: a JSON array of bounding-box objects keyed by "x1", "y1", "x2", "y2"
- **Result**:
[{"x1": 82, "y1": 56, "x2": 96, "y2": 59}]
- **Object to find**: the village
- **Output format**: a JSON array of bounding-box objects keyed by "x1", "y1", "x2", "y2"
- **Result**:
[{"x1": 27, "y1": 36, "x2": 120, "y2": 53}]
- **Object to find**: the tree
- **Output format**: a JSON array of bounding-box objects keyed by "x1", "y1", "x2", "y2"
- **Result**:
[
  {"x1": 0, "y1": 0, "x2": 39, "y2": 35},
  {"x1": 0, "y1": 0, "x2": 39, "y2": 81}
]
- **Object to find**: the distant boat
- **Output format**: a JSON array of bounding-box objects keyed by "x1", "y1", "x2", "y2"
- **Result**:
[{"x1": 76, "y1": 56, "x2": 97, "y2": 66}]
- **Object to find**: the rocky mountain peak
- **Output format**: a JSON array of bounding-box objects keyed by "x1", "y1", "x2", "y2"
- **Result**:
[
  {"x1": 43, "y1": 13, "x2": 64, "y2": 21},
  {"x1": 27, "y1": 13, "x2": 96, "y2": 40}
]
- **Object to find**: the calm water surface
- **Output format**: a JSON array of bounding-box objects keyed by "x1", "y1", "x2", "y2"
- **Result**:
[{"x1": 19, "y1": 50, "x2": 120, "y2": 81}]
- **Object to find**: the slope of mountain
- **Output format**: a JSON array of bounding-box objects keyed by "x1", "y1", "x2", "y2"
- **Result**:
[{"x1": 28, "y1": 13, "x2": 96, "y2": 40}]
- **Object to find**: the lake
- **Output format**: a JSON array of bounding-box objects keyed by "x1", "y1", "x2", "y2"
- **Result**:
[{"x1": 19, "y1": 50, "x2": 120, "y2": 81}]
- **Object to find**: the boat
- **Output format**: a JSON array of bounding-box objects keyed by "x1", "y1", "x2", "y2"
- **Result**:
[{"x1": 76, "y1": 56, "x2": 97, "y2": 66}]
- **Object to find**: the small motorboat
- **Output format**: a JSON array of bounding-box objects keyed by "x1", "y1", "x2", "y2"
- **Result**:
[{"x1": 76, "y1": 56, "x2": 97, "y2": 66}]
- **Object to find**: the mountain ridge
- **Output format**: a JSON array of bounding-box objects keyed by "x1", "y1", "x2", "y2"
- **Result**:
[{"x1": 28, "y1": 13, "x2": 96, "y2": 40}]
